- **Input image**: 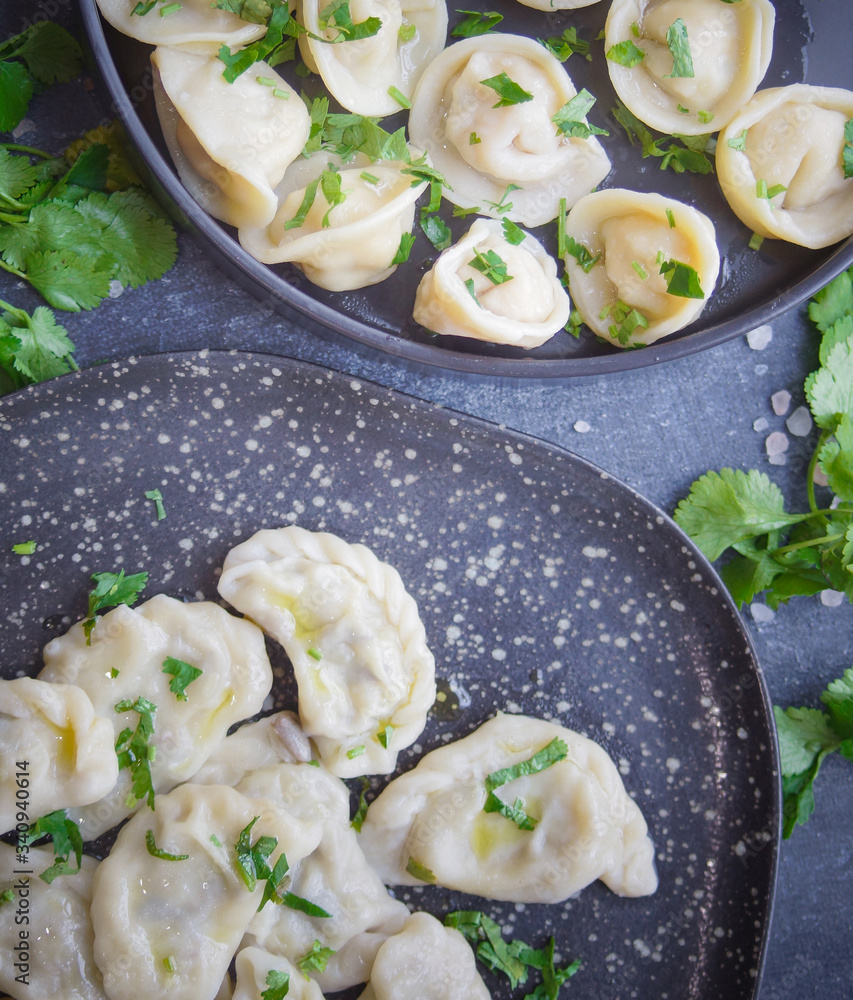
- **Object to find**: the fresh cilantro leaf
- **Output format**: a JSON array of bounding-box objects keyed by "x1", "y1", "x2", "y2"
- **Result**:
[
  {"x1": 19, "y1": 248, "x2": 114, "y2": 311},
  {"x1": 817, "y1": 415, "x2": 853, "y2": 501},
  {"x1": 483, "y1": 738, "x2": 567, "y2": 831},
  {"x1": 551, "y1": 89, "x2": 609, "y2": 140},
  {"x1": 664, "y1": 18, "x2": 694, "y2": 78},
  {"x1": 406, "y1": 856, "x2": 437, "y2": 883},
  {"x1": 452, "y1": 9, "x2": 502, "y2": 37},
  {"x1": 563, "y1": 235, "x2": 600, "y2": 273},
  {"x1": 60, "y1": 143, "x2": 110, "y2": 193},
  {"x1": 818, "y1": 313, "x2": 853, "y2": 367},
  {"x1": 0, "y1": 299, "x2": 77, "y2": 389},
  {"x1": 658, "y1": 258, "x2": 705, "y2": 299},
  {"x1": 83, "y1": 569, "x2": 147, "y2": 643},
  {"x1": 261, "y1": 969, "x2": 290, "y2": 1000},
  {"x1": 843, "y1": 120, "x2": 853, "y2": 180},
  {"x1": 235, "y1": 817, "x2": 275, "y2": 893},
  {"x1": 280, "y1": 892, "x2": 331, "y2": 917},
  {"x1": 0, "y1": 148, "x2": 42, "y2": 204},
  {"x1": 540, "y1": 26, "x2": 590, "y2": 63},
  {"x1": 318, "y1": 0, "x2": 382, "y2": 42},
  {"x1": 398, "y1": 22, "x2": 416, "y2": 42},
  {"x1": 756, "y1": 178, "x2": 787, "y2": 201},
  {"x1": 284, "y1": 178, "x2": 320, "y2": 231},
  {"x1": 350, "y1": 775, "x2": 370, "y2": 832},
  {"x1": 114, "y1": 696, "x2": 157, "y2": 808},
  {"x1": 23, "y1": 809, "x2": 83, "y2": 883},
  {"x1": 0, "y1": 61, "x2": 33, "y2": 133},
  {"x1": 673, "y1": 469, "x2": 804, "y2": 561},
  {"x1": 775, "y1": 705, "x2": 839, "y2": 776},
  {"x1": 468, "y1": 248, "x2": 513, "y2": 285},
  {"x1": 501, "y1": 218, "x2": 525, "y2": 245},
  {"x1": 606, "y1": 39, "x2": 645, "y2": 67},
  {"x1": 12, "y1": 540, "x2": 36, "y2": 554},
  {"x1": 805, "y1": 336, "x2": 853, "y2": 431},
  {"x1": 162, "y1": 657, "x2": 203, "y2": 701},
  {"x1": 391, "y1": 232, "x2": 415, "y2": 265},
  {"x1": 484, "y1": 183, "x2": 521, "y2": 216},
  {"x1": 727, "y1": 128, "x2": 748, "y2": 151},
  {"x1": 0, "y1": 889, "x2": 13, "y2": 905},
  {"x1": 808, "y1": 267, "x2": 853, "y2": 333},
  {"x1": 420, "y1": 213, "x2": 451, "y2": 250},
  {"x1": 218, "y1": 5, "x2": 304, "y2": 82},
  {"x1": 820, "y1": 666, "x2": 853, "y2": 739},
  {"x1": 612, "y1": 101, "x2": 714, "y2": 175},
  {"x1": 145, "y1": 829, "x2": 189, "y2": 862},
  {"x1": 297, "y1": 940, "x2": 336, "y2": 976},
  {"x1": 600, "y1": 300, "x2": 649, "y2": 345},
  {"x1": 479, "y1": 72, "x2": 533, "y2": 109},
  {"x1": 145, "y1": 487, "x2": 167, "y2": 519},
  {"x1": 212, "y1": 0, "x2": 274, "y2": 24}
]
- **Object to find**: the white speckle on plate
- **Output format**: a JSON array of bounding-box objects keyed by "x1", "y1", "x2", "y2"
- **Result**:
[{"x1": 574, "y1": 420, "x2": 591, "y2": 433}]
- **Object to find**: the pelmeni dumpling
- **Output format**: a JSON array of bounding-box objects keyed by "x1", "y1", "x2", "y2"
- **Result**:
[
  {"x1": 359, "y1": 712, "x2": 658, "y2": 903},
  {"x1": 356, "y1": 913, "x2": 491, "y2": 1000},
  {"x1": 298, "y1": 0, "x2": 447, "y2": 116},
  {"x1": 413, "y1": 218, "x2": 569, "y2": 348},
  {"x1": 233, "y1": 947, "x2": 325, "y2": 1000},
  {"x1": 91, "y1": 783, "x2": 322, "y2": 1000},
  {"x1": 240, "y1": 764, "x2": 410, "y2": 993},
  {"x1": 716, "y1": 85, "x2": 853, "y2": 250},
  {"x1": 0, "y1": 678, "x2": 117, "y2": 834},
  {"x1": 39, "y1": 594, "x2": 273, "y2": 839},
  {"x1": 408, "y1": 34, "x2": 611, "y2": 227},
  {"x1": 217, "y1": 527, "x2": 436, "y2": 778},
  {"x1": 605, "y1": 0, "x2": 775, "y2": 135},
  {"x1": 517, "y1": 0, "x2": 600, "y2": 8},
  {"x1": 152, "y1": 47, "x2": 310, "y2": 230},
  {"x1": 95, "y1": 0, "x2": 266, "y2": 51},
  {"x1": 564, "y1": 188, "x2": 719, "y2": 348},
  {"x1": 193, "y1": 712, "x2": 315, "y2": 786},
  {"x1": 239, "y1": 153, "x2": 427, "y2": 290},
  {"x1": 0, "y1": 845, "x2": 106, "y2": 1000}
]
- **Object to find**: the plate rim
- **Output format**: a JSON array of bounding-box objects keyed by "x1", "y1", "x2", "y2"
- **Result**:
[
  {"x1": 2, "y1": 348, "x2": 783, "y2": 999},
  {"x1": 76, "y1": 0, "x2": 853, "y2": 380}
]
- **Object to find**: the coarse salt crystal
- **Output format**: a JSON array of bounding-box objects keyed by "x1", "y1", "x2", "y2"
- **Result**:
[
  {"x1": 751, "y1": 603, "x2": 776, "y2": 623},
  {"x1": 574, "y1": 420, "x2": 591, "y2": 433},
  {"x1": 765, "y1": 431, "x2": 788, "y2": 457},
  {"x1": 747, "y1": 325, "x2": 773, "y2": 350},
  {"x1": 820, "y1": 590, "x2": 844, "y2": 607},
  {"x1": 753, "y1": 417, "x2": 769, "y2": 433},
  {"x1": 770, "y1": 390, "x2": 791, "y2": 415},
  {"x1": 786, "y1": 406, "x2": 812, "y2": 437}
]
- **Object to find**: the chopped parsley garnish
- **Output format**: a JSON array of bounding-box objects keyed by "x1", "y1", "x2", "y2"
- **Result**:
[
  {"x1": 677, "y1": 103, "x2": 690, "y2": 115},
  {"x1": 483, "y1": 737, "x2": 568, "y2": 831},
  {"x1": 346, "y1": 744, "x2": 366, "y2": 759},
  {"x1": 406, "y1": 856, "x2": 437, "y2": 883},
  {"x1": 664, "y1": 18, "x2": 694, "y2": 78},
  {"x1": 501, "y1": 217, "x2": 525, "y2": 246},
  {"x1": 163, "y1": 955, "x2": 178, "y2": 974},
  {"x1": 377, "y1": 724, "x2": 394, "y2": 748},
  {"x1": 843, "y1": 120, "x2": 853, "y2": 179},
  {"x1": 261, "y1": 970, "x2": 290, "y2": 1000},
  {"x1": 566, "y1": 309, "x2": 584, "y2": 338},
  {"x1": 297, "y1": 940, "x2": 336, "y2": 976},
  {"x1": 468, "y1": 248, "x2": 513, "y2": 285},
  {"x1": 484, "y1": 183, "x2": 521, "y2": 215},
  {"x1": 280, "y1": 892, "x2": 332, "y2": 917},
  {"x1": 360, "y1": 171, "x2": 380, "y2": 184},
  {"x1": 212, "y1": 0, "x2": 275, "y2": 24},
  {"x1": 698, "y1": 110, "x2": 714, "y2": 125},
  {"x1": 12, "y1": 539, "x2": 36, "y2": 554},
  {"x1": 0, "y1": 299, "x2": 77, "y2": 394},
  {"x1": 146, "y1": 829, "x2": 189, "y2": 862},
  {"x1": 144, "y1": 487, "x2": 166, "y2": 520},
  {"x1": 420, "y1": 214, "x2": 451, "y2": 250},
  {"x1": 632, "y1": 260, "x2": 648, "y2": 280},
  {"x1": 728, "y1": 128, "x2": 749, "y2": 151},
  {"x1": 452, "y1": 9, "x2": 502, "y2": 37},
  {"x1": 283, "y1": 178, "x2": 320, "y2": 231},
  {"x1": 479, "y1": 72, "x2": 533, "y2": 109},
  {"x1": 398, "y1": 22, "x2": 416, "y2": 42},
  {"x1": 659, "y1": 258, "x2": 705, "y2": 298},
  {"x1": 162, "y1": 657, "x2": 203, "y2": 700},
  {"x1": 22, "y1": 810, "x2": 83, "y2": 883},
  {"x1": 0, "y1": 888, "x2": 14, "y2": 905},
  {"x1": 666, "y1": 207, "x2": 676, "y2": 228},
  {"x1": 115, "y1": 697, "x2": 157, "y2": 809},
  {"x1": 350, "y1": 776, "x2": 370, "y2": 831},
  {"x1": 539, "y1": 26, "x2": 590, "y2": 63},
  {"x1": 563, "y1": 235, "x2": 601, "y2": 274},
  {"x1": 600, "y1": 300, "x2": 650, "y2": 345},
  {"x1": 612, "y1": 101, "x2": 713, "y2": 175},
  {"x1": 464, "y1": 277, "x2": 481, "y2": 305},
  {"x1": 131, "y1": 0, "x2": 158, "y2": 13},
  {"x1": 317, "y1": 0, "x2": 382, "y2": 43},
  {"x1": 387, "y1": 85, "x2": 410, "y2": 110},
  {"x1": 756, "y1": 178, "x2": 787, "y2": 201},
  {"x1": 557, "y1": 198, "x2": 567, "y2": 257},
  {"x1": 217, "y1": 4, "x2": 304, "y2": 83},
  {"x1": 445, "y1": 911, "x2": 581, "y2": 996},
  {"x1": 452, "y1": 204, "x2": 481, "y2": 218},
  {"x1": 748, "y1": 232, "x2": 764, "y2": 251},
  {"x1": 551, "y1": 89, "x2": 609, "y2": 140},
  {"x1": 159, "y1": 3, "x2": 182, "y2": 14},
  {"x1": 82, "y1": 568, "x2": 148, "y2": 642},
  {"x1": 606, "y1": 39, "x2": 645, "y2": 67},
  {"x1": 307, "y1": 646, "x2": 323, "y2": 660},
  {"x1": 319, "y1": 165, "x2": 346, "y2": 227},
  {"x1": 110, "y1": 668, "x2": 120, "y2": 678}
]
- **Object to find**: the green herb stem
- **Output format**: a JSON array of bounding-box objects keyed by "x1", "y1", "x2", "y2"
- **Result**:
[
  {"x1": 0, "y1": 142, "x2": 55, "y2": 159},
  {"x1": 774, "y1": 531, "x2": 848, "y2": 557},
  {"x1": 0, "y1": 258, "x2": 27, "y2": 280},
  {"x1": 806, "y1": 430, "x2": 832, "y2": 519}
]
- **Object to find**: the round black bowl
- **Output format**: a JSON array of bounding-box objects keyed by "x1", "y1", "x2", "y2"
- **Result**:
[{"x1": 79, "y1": 0, "x2": 853, "y2": 377}]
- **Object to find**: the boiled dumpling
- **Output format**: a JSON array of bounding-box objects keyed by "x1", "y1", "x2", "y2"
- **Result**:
[
  {"x1": 192, "y1": 712, "x2": 315, "y2": 786},
  {"x1": 91, "y1": 783, "x2": 322, "y2": 1000},
  {"x1": 0, "y1": 677, "x2": 117, "y2": 834},
  {"x1": 716, "y1": 85, "x2": 853, "y2": 249},
  {"x1": 95, "y1": 0, "x2": 266, "y2": 51},
  {"x1": 217, "y1": 527, "x2": 436, "y2": 778},
  {"x1": 152, "y1": 46, "x2": 310, "y2": 230},
  {"x1": 408, "y1": 34, "x2": 611, "y2": 227},
  {"x1": 358, "y1": 712, "x2": 658, "y2": 902},
  {"x1": 39, "y1": 595, "x2": 273, "y2": 839},
  {"x1": 356, "y1": 912, "x2": 490, "y2": 1000},
  {"x1": 298, "y1": 0, "x2": 447, "y2": 116},
  {"x1": 516, "y1": 0, "x2": 601, "y2": 8},
  {"x1": 233, "y1": 947, "x2": 325, "y2": 1000},
  {"x1": 605, "y1": 0, "x2": 775, "y2": 135},
  {"x1": 239, "y1": 154, "x2": 427, "y2": 290},
  {"x1": 563, "y1": 188, "x2": 719, "y2": 348},
  {"x1": 413, "y1": 218, "x2": 570, "y2": 348},
  {"x1": 0, "y1": 844, "x2": 106, "y2": 1000},
  {"x1": 240, "y1": 764, "x2": 410, "y2": 993}
]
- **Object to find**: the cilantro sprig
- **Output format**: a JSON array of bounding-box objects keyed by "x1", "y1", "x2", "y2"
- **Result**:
[
  {"x1": 551, "y1": 90, "x2": 609, "y2": 141},
  {"x1": 297, "y1": 940, "x2": 336, "y2": 975},
  {"x1": 0, "y1": 21, "x2": 83, "y2": 132},
  {"x1": 162, "y1": 657, "x2": 203, "y2": 700},
  {"x1": 612, "y1": 101, "x2": 714, "y2": 175},
  {"x1": 775, "y1": 667, "x2": 853, "y2": 837},
  {"x1": 23, "y1": 810, "x2": 83, "y2": 883},
  {"x1": 0, "y1": 297, "x2": 77, "y2": 393},
  {"x1": 674, "y1": 265, "x2": 853, "y2": 608},
  {"x1": 115, "y1": 697, "x2": 158, "y2": 810},
  {"x1": 261, "y1": 970, "x2": 290, "y2": 1000},
  {"x1": 82, "y1": 569, "x2": 148, "y2": 642},
  {"x1": 445, "y1": 911, "x2": 580, "y2": 998}
]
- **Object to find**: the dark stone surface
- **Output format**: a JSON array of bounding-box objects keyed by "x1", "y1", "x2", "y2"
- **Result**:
[{"x1": 1, "y1": 2, "x2": 851, "y2": 997}]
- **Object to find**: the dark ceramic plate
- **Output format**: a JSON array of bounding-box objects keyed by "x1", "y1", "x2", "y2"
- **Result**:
[
  {"x1": 0, "y1": 352, "x2": 779, "y2": 998},
  {"x1": 78, "y1": 0, "x2": 853, "y2": 377}
]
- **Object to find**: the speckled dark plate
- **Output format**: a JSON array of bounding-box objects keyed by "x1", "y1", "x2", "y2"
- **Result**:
[
  {"x1": 0, "y1": 352, "x2": 779, "y2": 998},
  {"x1": 78, "y1": 0, "x2": 853, "y2": 377}
]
